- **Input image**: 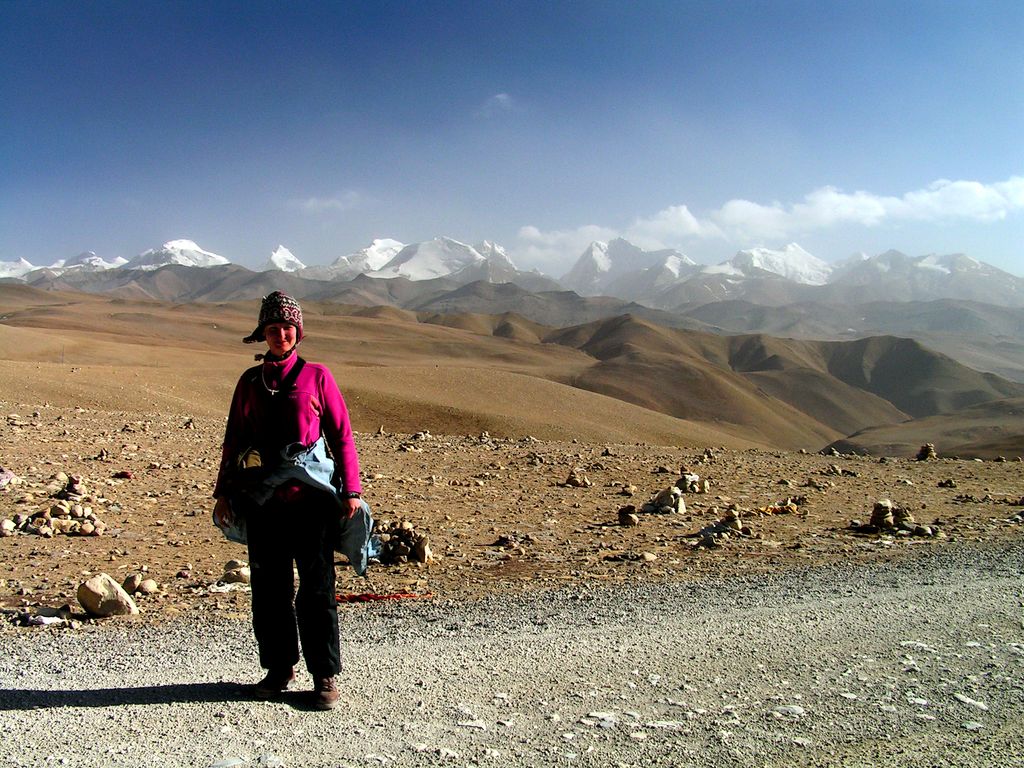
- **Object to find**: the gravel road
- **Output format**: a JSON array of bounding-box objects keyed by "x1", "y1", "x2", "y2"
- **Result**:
[{"x1": 2, "y1": 543, "x2": 1022, "y2": 768}]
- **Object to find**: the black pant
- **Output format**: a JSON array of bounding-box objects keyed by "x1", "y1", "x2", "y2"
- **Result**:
[{"x1": 245, "y1": 492, "x2": 340, "y2": 677}]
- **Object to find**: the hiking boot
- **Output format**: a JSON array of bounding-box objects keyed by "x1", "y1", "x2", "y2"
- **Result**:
[
  {"x1": 313, "y1": 676, "x2": 340, "y2": 710},
  {"x1": 253, "y1": 667, "x2": 295, "y2": 699}
]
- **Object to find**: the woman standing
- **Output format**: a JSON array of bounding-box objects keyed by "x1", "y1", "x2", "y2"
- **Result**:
[{"x1": 213, "y1": 291, "x2": 363, "y2": 710}]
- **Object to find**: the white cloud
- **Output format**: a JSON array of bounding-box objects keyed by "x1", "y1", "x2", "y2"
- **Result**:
[
  {"x1": 289, "y1": 191, "x2": 363, "y2": 214},
  {"x1": 711, "y1": 176, "x2": 1024, "y2": 240},
  {"x1": 476, "y1": 92, "x2": 518, "y2": 118},
  {"x1": 514, "y1": 175, "x2": 1023, "y2": 272},
  {"x1": 625, "y1": 204, "x2": 722, "y2": 249},
  {"x1": 516, "y1": 223, "x2": 617, "y2": 272}
]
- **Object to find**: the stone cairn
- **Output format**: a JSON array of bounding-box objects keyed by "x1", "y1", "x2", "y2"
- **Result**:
[
  {"x1": 619, "y1": 469, "x2": 709, "y2": 526},
  {"x1": 1, "y1": 473, "x2": 108, "y2": 538},
  {"x1": 851, "y1": 498, "x2": 941, "y2": 537},
  {"x1": 373, "y1": 519, "x2": 434, "y2": 565},
  {"x1": 562, "y1": 467, "x2": 592, "y2": 488},
  {"x1": 678, "y1": 503, "x2": 757, "y2": 549},
  {"x1": 916, "y1": 443, "x2": 938, "y2": 461}
]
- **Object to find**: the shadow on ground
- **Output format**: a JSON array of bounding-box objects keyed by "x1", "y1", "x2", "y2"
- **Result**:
[{"x1": 0, "y1": 682, "x2": 246, "y2": 710}]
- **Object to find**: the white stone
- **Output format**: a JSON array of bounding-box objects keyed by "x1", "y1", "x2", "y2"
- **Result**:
[
  {"x1": 772, "y1": 704, "x2": 806, "y2": 718},
  {"x1": 954, "y1": 693, "x2": 988, "y2": 711},
  {"x1": 77, "y1": 573, "x2": 140, "y2": 617},
  {"x1": 221, "y1": 567, "x2": 251, "y2": 584}
]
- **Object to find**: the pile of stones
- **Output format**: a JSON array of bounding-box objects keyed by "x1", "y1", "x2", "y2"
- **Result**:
[
  {"x1": 851, "y1": 498, "x2": 942, "y2": 537},
  {"x1": 759, "y1": 497, "x2": 805, "y2": 515},
  {"x1": 1, "y1": 473, "x2": 108, "y2": 538},
  {"x1": 618, "y1": 470, "x2": 710, "y2": 526},
  {"x1": 916, "y1": 443, "x2": 938, "y2": 461},
  {"x1": 562, "y1": 467, "x2": 592, "y2": 488},
  {"x1": 373, "y1": 519, "x2": 434, "y2": 565},
  {"x1": 688, "y1": 505, "x2": 756, "y2": 548},
  {"x1": 645, "y1": 470, "x2": 709, "y2": 512},
  {"x1": 398, "y1": 430, "x2": 432, "y2": 452}
]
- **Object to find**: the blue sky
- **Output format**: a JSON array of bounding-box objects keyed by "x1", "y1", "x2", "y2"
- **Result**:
[{"x1": 2, "y1": 0, "x2": 1022, "y2": 276}]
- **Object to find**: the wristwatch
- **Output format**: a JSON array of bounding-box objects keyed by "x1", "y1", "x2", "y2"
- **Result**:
[{"x1": 342, "y1": 491, "x2": 361, "y2": 499}]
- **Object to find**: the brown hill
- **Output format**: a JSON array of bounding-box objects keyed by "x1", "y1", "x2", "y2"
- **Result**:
[
  {"x1": 2, "y1": 285, "x2": 1022, "y2": 454},
  {"x1": 827, "y1": 397, "x2": 1024, "y2": 459},
  {"x1": 818, "y1": 335, "x2": 1023, "y2": 416},
  {"x1": 541, "y1": 316, "x2": 1024, "y2": 450},
  {"x1": 0, "y1": 287, "x2": 750, "y2": 449},
  {"x1": 544, "y1": 317, "x2": 905, "y2": 447}
]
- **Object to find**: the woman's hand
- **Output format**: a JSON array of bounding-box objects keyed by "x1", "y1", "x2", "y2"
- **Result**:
[
  {"x1": 344, "y1": 496, "x2": 362, "y2": 518},
  {"x1": 213, "y1": 497, "x2": 233, "y2": 527}
]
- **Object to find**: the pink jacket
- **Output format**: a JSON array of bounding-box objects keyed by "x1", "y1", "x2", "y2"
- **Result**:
[{"x1": 214, "y1": 354, "x2": 362, "y2": 499}]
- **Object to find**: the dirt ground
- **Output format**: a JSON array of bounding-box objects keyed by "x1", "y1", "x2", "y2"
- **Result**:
[{"x1": 2, "y1": 400, "x2": 1022, "y2": 625}]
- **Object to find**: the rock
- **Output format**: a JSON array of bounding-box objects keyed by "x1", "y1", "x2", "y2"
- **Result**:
[
  {"x1": 412, "y1": 536, "x2": 434, "y2": 563},
  {"x1": 224, "y1": 559, "x2": 247, "y2": 572},
  {"x1": 653, "y1": 488, "x2": 676, "y2": 507},
  {"x1": 221, "y1": 567, "x2": 251, "y2": 584},
  {"x1": 77, "y1": 573, "x2": 140, "y2": 617},
  {"x1": 122, "y1": 573, "x2": 144, "y2": 594},
  {"x1": 892, "y1": 504, "x2": 915, "y2": 529},
  {"x1": 563, "y1": 467, "x2": 592, "y2": 488},
  {"x1": 675, "y1": 473, "x2": 702, "y2": 493},
  {"x1": 870, "y1": 499, "x2": 895, "y2": 529},
  {"x1": 0, "y1": 467, "x2": 18, "y2": 490},
  {"x1": 618, "y1": 507, "x2": 640, "y2": 527},
  {"x1": 916, "y1": 443, "x2": 938, "y2": 461},
  {"x1": 0, "y1": 519, "x2": 15, "y2": 536},
  {"x1": 137, "y1": 579, "x2": 159, "y2": 595},
  {"x1": 772, "y1": 704, "x2": 806, "y2": 718}
]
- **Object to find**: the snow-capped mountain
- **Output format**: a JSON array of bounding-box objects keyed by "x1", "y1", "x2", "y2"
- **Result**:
[
  {"x1": 0, "y1": 257, "x2": 37, "y2": 280},
  {"x1": 561, "y1": 240, "x2": 842, "y2": 305},
  {"x1": 260, "y1": 245, "x2": 305, "y2": 273},
  {"x1": 605, "y1": 253, "x2": 700, "y2": 301},
  {"x1": 559, "y1": 241, "x2": 610, "y2": 295},
  {"x1": 826, "y1": 250, "x2": 1023, "y2": 304},
  {"x1": 723, "y1": 243, "x2": 832, "y2": 285},
  {"x1": 62, "y1": 251, "x2": 130, "y2": 271},
  {"x1": 369, "y1": 237, "x2": 492, "y2": 281},
  {"x1": 468, "y1": 240, "x2": 527, "y2": 284},
  {"x1": 301, "y1": 238, "x2": 405, "y2": 281},
  {"x1": 2, "y1": 251, "x2": 128, "y2": 279},
  {"x1": 561, "y1": 238, "x2": 693, "y2": 296},
  {"x1": 122, "y1": 239, "x2": 230, "y2": 271},
  {"x1": 473, "y1": 240, "x2": 515, "y2": 269}
]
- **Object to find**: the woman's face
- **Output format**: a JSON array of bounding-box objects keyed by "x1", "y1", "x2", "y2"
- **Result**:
[{"x1": 264, "y1": 322, "x2": 298, "y2": 357}]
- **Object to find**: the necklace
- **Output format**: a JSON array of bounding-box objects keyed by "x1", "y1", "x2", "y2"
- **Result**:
[{"x1": 260, "y1": 367, "x2": 279, "y2": 396}]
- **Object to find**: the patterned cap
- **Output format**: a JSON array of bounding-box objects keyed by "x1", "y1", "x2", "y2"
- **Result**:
[{"x1": 243, "y1": 291, "x2": 304, "y2": 344}]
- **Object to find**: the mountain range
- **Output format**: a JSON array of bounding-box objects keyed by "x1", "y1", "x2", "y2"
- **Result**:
[
  {"x1": 5, "y1": 236, "x2": 1022, "y2": 307},
  {"x1": 5, "y1": 233, "x2": 1024, "y2": 386}
]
